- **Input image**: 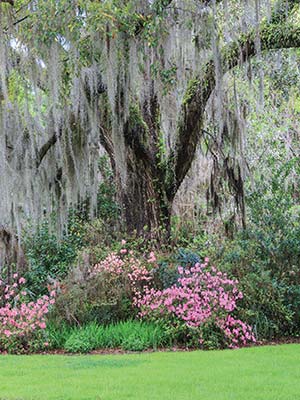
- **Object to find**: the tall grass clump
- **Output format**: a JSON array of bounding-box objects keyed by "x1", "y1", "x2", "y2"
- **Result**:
[{"x1": 48, "y1": 321, "x2": 170, "y2": 353}]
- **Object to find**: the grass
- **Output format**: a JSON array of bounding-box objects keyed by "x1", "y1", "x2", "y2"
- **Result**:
[
  {"x1": 0, "y1": 344, "x2": 299, "y2": 399},
  {"x1": 47, "y1": 320, "x2": 171, "y2": 352}
]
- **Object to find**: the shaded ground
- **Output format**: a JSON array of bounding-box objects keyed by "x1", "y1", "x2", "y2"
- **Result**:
[{"x1": 0, "y1": 344, "x2": 299, "y2": 400}]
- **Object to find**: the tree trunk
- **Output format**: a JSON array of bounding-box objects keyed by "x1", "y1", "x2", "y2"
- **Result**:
[
  {"x1": 114, "y1": 97, "x2": 173, "y2": 243},
  {"x1": 0, "y1": 228, "x2": 26, "y2": 278},
  {"x1": 120, "y1": 145, "x2": 172, "y2": 241}
]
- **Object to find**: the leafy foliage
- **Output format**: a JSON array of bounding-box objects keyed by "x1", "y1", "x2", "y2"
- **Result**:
[
  {"x1": 50, "y1": 245, "x2": 155, "y2": 326},
  {"x1": 23, "y1": 215, "x2": 86, "y2": 296},
  {"x1": 214, "y1": 159, "x2": 300, "y2": 339}
]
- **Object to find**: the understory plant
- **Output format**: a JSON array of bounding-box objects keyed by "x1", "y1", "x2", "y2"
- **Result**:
[
  {"x1": 55, "y1": 245, "x2": 254, "y2": 349},
  {"x1": 134, "y1": 259, "x2": 256, "y2": 349},
  {"x1": 51, "y1": 242, "x2": 157, "y2": 325},
  {"x1": 0, "y1": 274, "x2": 56, "y2": 353},
  {"x1": 52, "y1": 320, "x2": 170, "y2": 353},
  {"x1": 214, "y1": 158, "x2": 300, "y2": 339},
  {"x1": 23, "y1": 213, "x2": 86, "y2": 296}
]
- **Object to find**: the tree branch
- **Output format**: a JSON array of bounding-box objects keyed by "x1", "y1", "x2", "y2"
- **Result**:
[
  {"x1": 168, "y1": 1, "x2": 300, "y2": 199},
  {"x1": 99, "y1": 125, "x2": 116, "y2": 172},
  {"x1": 13, "y1": 15, "x2": 29, "y2": 26},
  {"x1": 36, "y1": 133, "x2": 58, "y2": 168}
]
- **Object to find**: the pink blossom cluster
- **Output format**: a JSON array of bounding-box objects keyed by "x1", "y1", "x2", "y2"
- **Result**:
[
  {"x1": 135, "y1": 259, "x2": 256, "y2": 348},
  {"x1": 128, "y1": 260, "x2": 153, "y2": 302},
  {"x1": 217, "y1": 315, "x2": 256, "y2": 348},
  {"x1": 0, "y1": 274, "x2": 56, "y2": 351},
  {"x1": 91, "y1": 253, "x2": 126, "y2": 276},
  {"x1": 90, "y1": 246, "x2": 155, "y2": 301},
  {"x1": 90, "y1": 248, "x2": 255, "y2": 348}
]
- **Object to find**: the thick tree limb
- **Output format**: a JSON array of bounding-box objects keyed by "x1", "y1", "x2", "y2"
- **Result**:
[
  {"x1": 36, "y1": 133, "x2": 58, "y2": 168},
  {"x1": 168, "y1": 3, "x2": 300, "y2": 199},
  {"x1": 99, "y1": 125, "x2": 116, "y2": 172}
]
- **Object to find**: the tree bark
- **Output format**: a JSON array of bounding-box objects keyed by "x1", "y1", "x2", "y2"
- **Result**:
[
  {"x1": 117, "y1": 95, "x2": 172, "y2": 241},
  {"x1": 0, "y1": 228, "x2": 26, "y2": 277},
  {"x1": 121, "y1": 146, "x2": 171, "y2": 241}
]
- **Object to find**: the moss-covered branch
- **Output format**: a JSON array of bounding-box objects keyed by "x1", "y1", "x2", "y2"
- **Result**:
[{"x1": 167, "y1": 1, "x2": 300, "y2": 199}]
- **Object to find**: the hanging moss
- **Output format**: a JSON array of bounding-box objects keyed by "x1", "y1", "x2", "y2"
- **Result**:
[{"x1": 1, "y1": 0, "x2": 300, "y2": 240}]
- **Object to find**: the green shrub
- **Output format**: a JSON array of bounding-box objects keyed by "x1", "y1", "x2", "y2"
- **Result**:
[
  {"x1": 211, "y1": 160, "x2": 300, "y2": 340},
  {"x1": 50, "y1": 245, "x2": 162, "y2": 327},
  {"x1": 24, "y1": 214, "x2": 86, "y2": 296},
  {"x1": 122, "y1": 335, "x2": 148, "y2": 351},
  {"x1": 50, "y1": 263, "x2": 134, "y2": 326},
  {"x1": 154, "y1": 248, "x2": 202, "y2": 289}
]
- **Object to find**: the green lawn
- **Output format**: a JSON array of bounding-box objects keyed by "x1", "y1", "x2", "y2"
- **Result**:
[{"x1": 0, "y1": 344, "x2": 299, "y2": 400}]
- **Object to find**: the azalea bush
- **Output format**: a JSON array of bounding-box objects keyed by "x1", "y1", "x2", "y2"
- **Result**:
[
  {"x1": 0, "y1": 274, "x2": 56, "y2": 353},
  {"x1": 51, "y1": 242, "x2": 157, "y2": 326},
  {"x1": 91, "y1": 243, "x2": 155, "y2": 299},
  {"x1": 88, "y1": 248, "x2": 255, "y2": 349},
  {"x1": 51, "y1": 244, "x2": 255, "y2": 349},
  {"x1": 134, "y1": 258, "x2": 256, "y2": 349}
]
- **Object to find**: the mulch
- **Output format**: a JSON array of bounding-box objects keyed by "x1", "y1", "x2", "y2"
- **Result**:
[{"x1": 1, "y1": 338, "x2": 300, "y2": 356}]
